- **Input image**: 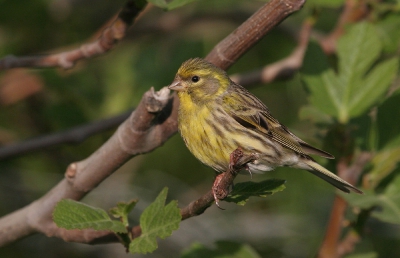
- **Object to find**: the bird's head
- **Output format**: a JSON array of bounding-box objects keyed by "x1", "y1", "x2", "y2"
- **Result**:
[{"x1": 169, "y1": 58, "x2": 230, "y2": 103}]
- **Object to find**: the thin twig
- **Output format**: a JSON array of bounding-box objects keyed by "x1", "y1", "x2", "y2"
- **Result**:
[
  {"x1": 0, "y1": 0, "x2": 146, "y2": 70},
  {"x1": 319, "y1": 0, "x2": 369, "y2": 54},
  {"x1": 0, "y1": 111, "x2": 131, "y2": 160},
  {"x1": 230, "y1": 17, "x2": 314, "y2": 86}
]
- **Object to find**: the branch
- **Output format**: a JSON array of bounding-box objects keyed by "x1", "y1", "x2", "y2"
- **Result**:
[
  {"x1": 0, "y1": 0, "x2": 306, "y2": 247},
  {"x1": 0, "y1": 111, "x2": 131, "y2": 160},
  {"x1": 318, "y1": 152, "x2": 372, "y2": 258},
  {"x1": 230, "y1": 17, "x2": 313, "y2": 86},
  {"x1": 0, "y1": 87, "x2": 178, "y2": 246},
  {"x1": 0, "y1": 0, "x2": 146, "y2": 70},
  {"x1": 206, "y1": 0, "x2": 305, "y2": 70},
  {"x1": 319, "y1": 0, "x2": 369, "y2": 54},
  {"x1": 0, "y1": 17, "x2": 313, "y2": 160}
]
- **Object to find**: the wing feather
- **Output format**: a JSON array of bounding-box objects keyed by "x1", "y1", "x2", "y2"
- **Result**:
[{"x1": 222, "y1": 82, "x2": 333, "y2": 159}]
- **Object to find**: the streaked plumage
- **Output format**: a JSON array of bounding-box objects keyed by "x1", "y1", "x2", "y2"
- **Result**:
[{"x1": 169, "y1": 58, "x2": 362, "y2": 194}]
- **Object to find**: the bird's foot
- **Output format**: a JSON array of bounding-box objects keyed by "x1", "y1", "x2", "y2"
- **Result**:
[
  {"x1": 212, "y1": 173, "x2": 228, "y2": 209},
  {"x1": 213, "y1": 148, "x2": 257, "y2": 208}
]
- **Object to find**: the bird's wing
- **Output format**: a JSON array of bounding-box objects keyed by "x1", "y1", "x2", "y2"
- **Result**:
[{"x1": 222, "y1": 84, "x2": 334, "y2": 159}]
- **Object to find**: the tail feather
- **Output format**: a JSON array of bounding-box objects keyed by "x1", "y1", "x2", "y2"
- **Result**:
[{"x1": 303, "y1": 159, "x2": 363, "y2": 194}]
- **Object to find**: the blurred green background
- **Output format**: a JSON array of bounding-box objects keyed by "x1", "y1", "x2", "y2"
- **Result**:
[{"x1": 1, "y1": 0, "x2": 400, "y2": 257}]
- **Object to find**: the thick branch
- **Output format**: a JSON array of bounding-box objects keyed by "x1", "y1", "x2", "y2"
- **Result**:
[
  {"x1": 0, "y1": 87, "x2": 178, "y2": 246},
  {"x1": 0, "y1": 0, "x2": 146, "y2": 70}
]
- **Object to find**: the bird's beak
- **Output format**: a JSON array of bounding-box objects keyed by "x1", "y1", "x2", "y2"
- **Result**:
[{"x1": 168, "y1": 78, "x2": 185, "y2": 92}]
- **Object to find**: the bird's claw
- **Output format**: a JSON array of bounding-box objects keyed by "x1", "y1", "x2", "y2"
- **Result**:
[{"x1": 213, "y1": 148, "x2": 257, "y2": 208}]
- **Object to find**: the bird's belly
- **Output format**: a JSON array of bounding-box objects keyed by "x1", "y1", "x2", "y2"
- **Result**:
[{"x1": 179, "y1": 116, "x2": 234, "y2": 172}]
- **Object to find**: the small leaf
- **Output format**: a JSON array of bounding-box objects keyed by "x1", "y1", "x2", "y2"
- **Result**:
[
  {"x1": 110, "y1": 199, "x2": 138, "y2": 227},
  {"x1": 129, "y1": 187, "x2": 181, "y2": 254},
  {"x1": 181, "y1": 241, "x2": 262, "y2": 258},
  {"x1": 224, "y1": 179, "x2": 286, "y2": 206},
  {"x1": 341, "y1": 176, "x2": 400, "y2": 225},
  {"x1": 53, "y1": 199, "x2": 127, "y2": 233}
]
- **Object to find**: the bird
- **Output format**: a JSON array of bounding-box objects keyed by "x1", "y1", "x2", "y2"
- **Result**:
[{"x1": 168, "y1": 58, "x2": 363, "y2": 204}]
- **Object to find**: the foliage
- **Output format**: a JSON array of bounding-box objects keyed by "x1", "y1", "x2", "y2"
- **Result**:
[
  {"x1": 302, "y1": 22, "x2": 398, "y2": 124},
  {"x1": 129, "y1": 188, "x2": 181, "y2": 254},
  {"x1": 52, "y1": 182, "x2": 285, "y2": 254},
  {"x1": 225, "y1": 179, "x2": 286, "y2": 205},
  {"x1": 53, "y1": 188, "x2": 181, "y2": 254},
  {"x1": 53, "y1": 199, "x2": 128, "y2": 233},
  {"x1": 341, "y1": 175, "x2": 400, "y2": 225}
]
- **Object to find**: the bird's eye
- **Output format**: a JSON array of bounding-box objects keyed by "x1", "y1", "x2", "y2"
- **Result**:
[{"x1": 191, "y1": 76, "x2": 200, "y2": 83}]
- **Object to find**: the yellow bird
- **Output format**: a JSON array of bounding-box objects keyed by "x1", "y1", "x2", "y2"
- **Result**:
[{"x1": 169, "y1": 58, "x2": 362, "y2": 203}]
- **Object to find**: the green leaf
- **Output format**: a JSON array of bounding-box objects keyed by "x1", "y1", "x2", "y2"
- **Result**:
[
  {"x1": 110, "y1": 199, "x2": 138, "y2": 227},
  {"x1": 302, "y1": 42, "x2": 341, "y2": 117},
  {"x1": 181, "y1": 241, "x2": 262, "y2": 258},
  {"x1": 224, "y1": 179, "x2": 286, "y2": 206},
  {"x1": 347, "y1": 58, "x2": 398, "y2": 118},
  {"x1": 301, "y1": 22, "x2": 398, "y2": 124},
  {"x1": 341, "y1": 176, "x2": 400, "y2": 224},
  {"x1": 53, "y1": 199, "x2": 127, "y2": 233},
  {"x1": 129, "y1": 187, "x2": 181, "y2": 254},
  {"x1": 368, "y1": 135, "x2": 400, "y2": 188}
]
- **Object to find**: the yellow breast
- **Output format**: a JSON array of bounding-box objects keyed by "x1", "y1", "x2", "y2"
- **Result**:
[{"x1": 177, "y1": 92, "x2": 233, "y2": 172}]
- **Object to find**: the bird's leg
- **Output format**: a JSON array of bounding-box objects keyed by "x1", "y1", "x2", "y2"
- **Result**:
[
  {"x1": 231, "y1": 150, "x2": 258, "y2": 179},
  {"x1": 212, "y1": 147, "x2": 256, "y2": 208}
]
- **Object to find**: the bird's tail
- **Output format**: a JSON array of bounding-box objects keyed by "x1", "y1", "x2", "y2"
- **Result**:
[{"x1": 302, "y1": 159, "x2": 363, "y2": 194}]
